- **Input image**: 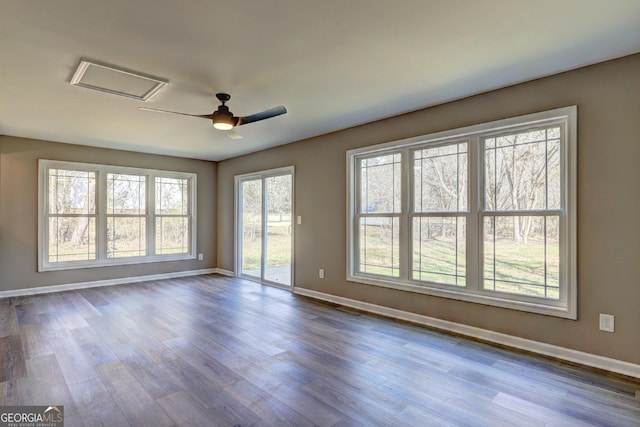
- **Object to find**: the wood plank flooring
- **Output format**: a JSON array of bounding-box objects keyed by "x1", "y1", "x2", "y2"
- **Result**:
[{"x1": 1, "y1": 274, "x2": 638, "y2": 426}]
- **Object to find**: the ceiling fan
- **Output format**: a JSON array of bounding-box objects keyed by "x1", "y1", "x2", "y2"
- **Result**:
[{"x1": 139, "y1": 93, "x2": 287, "y2": 137}]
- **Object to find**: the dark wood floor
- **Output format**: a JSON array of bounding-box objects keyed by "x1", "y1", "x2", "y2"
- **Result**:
[{"x1": 1, "y1": 275, "x2": 638, "y2": 426}]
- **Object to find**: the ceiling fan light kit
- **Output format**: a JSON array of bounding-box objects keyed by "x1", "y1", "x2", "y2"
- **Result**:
[{"x1": 212, "y1": 106, "x2": 235, "y2": 130}]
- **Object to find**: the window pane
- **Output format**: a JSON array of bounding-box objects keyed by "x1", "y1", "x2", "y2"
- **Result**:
[
  {"x1": 359, "y1": 217, "x2": 399, "y2": 277},
  {"x1": 412, "y1": 217, "x2": 465, "y2": 286},
  {"x1": 265, "y1": 175, "x2": 292, "y2": 285},
  {"x1": 107, "y1": 217, "x2": 146, "y2": 258},
  {"x1": 360, "y1": 153, "x2": 401, "y2": 213},
  {"x1": 156, "y1": 177, "x2": 189, "y2": 215},
  {"x1": 156, "y1": 217, "x2": 189, "y2": 255},
  {"x1": 48, "y1": 169, "x2": 95, "y2": 214},
  {"x1": 107, "y1": 174, "x2": 146, "y2": 215},
  {"x1": 48, "y1": 217, "x2": 96, "y2": 262},
  {"x1": 484, "y1": 127, "x2": 561, "y2": 211},
  {"x1": 241, "y1": 179, "x2": 262, "y2": 277},
  {"x1": 414, "y1": 142, "x2": 467, "y2": 212},
  {"x1": 483, "y1": 215, "x2": 559, "y2": 299},
  {"x1": 547, "y1": 138, "x2": 561, "y2": 210}
]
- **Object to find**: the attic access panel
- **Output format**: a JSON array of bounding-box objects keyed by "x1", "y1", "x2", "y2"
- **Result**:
[{"x1": 70, "y1": 59, "x2": 168, "y2": 101}]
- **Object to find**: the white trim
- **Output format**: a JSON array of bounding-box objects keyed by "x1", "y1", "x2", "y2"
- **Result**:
[
  {"x1": 213, "y1": 268, "x2": 235, "y2": 277},
  {"x1": 0, "y1": 269, "x2": 218, "y2": 299},
  {"x1": 293, "y1": 287, "x2": 640, "y2": 380}
]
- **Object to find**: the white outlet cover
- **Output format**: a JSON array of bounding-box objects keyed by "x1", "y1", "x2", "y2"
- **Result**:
[{"x1": 599, "y1": 314, "x2": 614, "y2": 332}]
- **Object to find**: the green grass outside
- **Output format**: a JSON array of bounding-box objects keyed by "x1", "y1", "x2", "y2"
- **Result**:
[
  {"x1": 359, "y1": 224, "x2": 559, "y2": 299},
  {"x1": 242, "y1": 220, "x2": 291, "y2": 271},
  {"x1": 240, "y1": 218, "x2": 560, "y2": 300}
]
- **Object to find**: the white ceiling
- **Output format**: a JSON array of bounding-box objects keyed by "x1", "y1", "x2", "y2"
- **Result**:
[{"x1": 2, "y1": 1, "x2": 639, "y2": 161}]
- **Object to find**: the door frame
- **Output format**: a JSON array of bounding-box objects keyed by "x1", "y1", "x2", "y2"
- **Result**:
[{"x1": 234, "y1": 166, "x2": 295, "y2": 290}]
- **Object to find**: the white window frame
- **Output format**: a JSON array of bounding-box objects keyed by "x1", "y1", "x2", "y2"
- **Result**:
[
  {"x1": 39, "y1": 160, "x2": 197, "y2": 271},
  {"x1": 347, "y1": 106, "x2": 577, "y2": 319}
]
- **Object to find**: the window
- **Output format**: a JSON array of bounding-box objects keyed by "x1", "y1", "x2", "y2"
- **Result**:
[
  {"x1": 155, "y1": 177, "x2": 190, "y2": 255},
  {"x1": 482, "y1": 128, "x2": 562, "y2": 299},
  {"x1": 46, "y1": 168, "x2": 97, "y2": 263},
  {"x1": 40, "y1": 160, "x2": 196, "y2": 271},
  {"x1": 347, "y1": 107, "x2": 577, "y2": 318},
  {"x1": 107, "y1": 173, "x2": 146, "y2": 258},
  {"x1": 357, "y1": 153, "x2": 402, "y2": 277},
  {"x1": 413, "y1": 142, "x2": 468, "y2": 286}
]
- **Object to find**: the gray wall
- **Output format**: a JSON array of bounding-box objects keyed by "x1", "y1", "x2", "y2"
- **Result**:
[
  {"x1": 1, "y1": 54, "x2": 638, "y2": 366},
  {"x1": 0, "y1": 136, "x2": 217, "y2": 291},
  {"x1": 217, "y1": 53, "x2": 640, "y2": 365}
]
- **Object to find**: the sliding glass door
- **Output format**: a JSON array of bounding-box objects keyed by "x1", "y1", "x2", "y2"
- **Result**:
[{"x1": 236, "y1": 167, "x2": 293, "y2": 288}]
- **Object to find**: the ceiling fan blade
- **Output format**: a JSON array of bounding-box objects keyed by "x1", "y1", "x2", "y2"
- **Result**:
[
  {"x1": 138, "y1": 106, "x2": 214, "y2": 119},
  {"x1": 236, "y1": 106, "x2": 287, "y2": 126}
]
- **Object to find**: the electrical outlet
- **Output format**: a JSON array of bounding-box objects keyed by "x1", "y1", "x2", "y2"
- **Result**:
[
  {"x1": 599, "y1": 313, "x2": 614, "y2": 332},
  {"x1": 198, "y1": 253, "x2": 204, "y2": 261},
  {"x1": 319, "y1": 268, "x2": 325, "y2": 279}
]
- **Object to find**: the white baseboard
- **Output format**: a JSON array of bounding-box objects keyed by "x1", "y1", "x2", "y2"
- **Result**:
[
  {"x1": 293, "y1": 287, "x2": 640, "y2": 380},
  {"x1": 0, "y1": 268, "x2": 218, "y2": 298},
  {"x1": 213, "y1": 268, "x2": 235, "y2": 277}
]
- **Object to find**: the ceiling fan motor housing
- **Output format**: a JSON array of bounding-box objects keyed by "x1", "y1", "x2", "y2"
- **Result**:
[{"x1": 212, "y1": 104, "x2": 235, "y2": 129}]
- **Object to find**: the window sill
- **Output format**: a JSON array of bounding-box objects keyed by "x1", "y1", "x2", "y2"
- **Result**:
[
  {"x1": 347, "y1": 274, "x2": 576, "y2": 319},
  {"x1": 39, "y1": 254, "x2": 196, "y2": 272}
]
